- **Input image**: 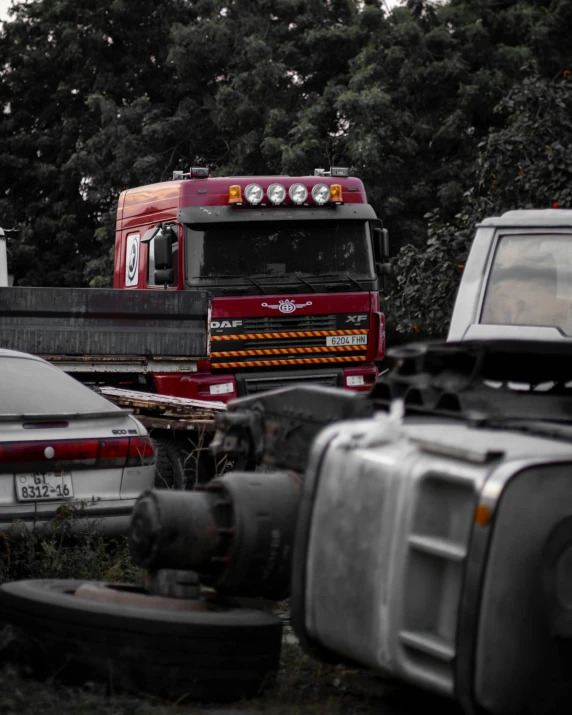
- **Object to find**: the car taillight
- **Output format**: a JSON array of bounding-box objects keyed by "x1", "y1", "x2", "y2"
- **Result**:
[
  {"x1": 98, "y1": 438, "x2": 130, "y2": 468},
  {"x1": 0, "y1": 436, "x2": 154, "y2": 473},
  {"x1": 127, "y1": 436, "x2": 155, "y2": 467}
]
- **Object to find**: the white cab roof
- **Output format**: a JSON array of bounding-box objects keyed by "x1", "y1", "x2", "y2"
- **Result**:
[{"x1": 478, "y1": 209, "x2": 572, "y2": 228}]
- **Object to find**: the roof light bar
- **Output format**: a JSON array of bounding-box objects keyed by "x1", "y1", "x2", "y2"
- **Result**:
[{"x1": 227, "y1": 178, "x2": 346, "y2": 208}]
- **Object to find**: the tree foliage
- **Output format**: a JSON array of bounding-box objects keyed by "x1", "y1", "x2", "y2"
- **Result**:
[
  {"x1": 389, "y1": 68, "x2": 572, "y2": 340},
  {"x1": 1, "y1": 0, "x2": 572, "y2": 342}
]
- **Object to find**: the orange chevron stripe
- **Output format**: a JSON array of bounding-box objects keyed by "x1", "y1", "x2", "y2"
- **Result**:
[
  {"x1": 212, "y1": 356, "x2": 366, "y2": 368},
  {"x1": 211, "y1": 345, "x2": 367, "y2": 357},
  {"x1": 211, "y1": 329, "x2": 368, "y2": 341}
]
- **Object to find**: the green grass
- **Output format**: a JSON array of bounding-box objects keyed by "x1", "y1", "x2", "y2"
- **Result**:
[{"x1": 0, "y1": 509, "x2": 139, "y2": 586}]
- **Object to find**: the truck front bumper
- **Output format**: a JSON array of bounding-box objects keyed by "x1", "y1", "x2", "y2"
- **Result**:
[{"x1": 234, "y1": 365, "x2": 377, "y2": 397}]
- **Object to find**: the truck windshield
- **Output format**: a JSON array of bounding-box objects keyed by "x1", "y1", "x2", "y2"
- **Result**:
[
  {"x1": 481, "y1": 233, "x2": 572, "y2": 335},
  {"x1": 185, "y1": 220, "x2": 375, "y2": 286}
]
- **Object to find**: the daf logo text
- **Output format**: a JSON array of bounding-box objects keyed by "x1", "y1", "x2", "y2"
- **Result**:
[{"x1": 211, "y1": 320, "x2": 243, "y2": 329}]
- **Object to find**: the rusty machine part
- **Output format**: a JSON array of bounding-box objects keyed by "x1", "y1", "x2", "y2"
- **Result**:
[
  {"x1": 128, "y1": 470, "x2": 301, "y2": 600},
  {"x1": 209, "y1": 384, "x2": 375, "y2": 472}
]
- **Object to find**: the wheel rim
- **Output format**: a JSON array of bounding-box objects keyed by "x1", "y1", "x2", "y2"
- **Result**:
[{"x1": 74, "y1": 582, "x2": 228, "y2": 612}]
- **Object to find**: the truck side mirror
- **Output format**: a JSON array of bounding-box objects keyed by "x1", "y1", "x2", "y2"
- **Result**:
[
  {"x1": 376, "y1": 259, "x2": 392, "y2": 294},
  {"x1": 381, "y1": 228, "x2": 389, "y2": 258},
  {"x1": 154, "y1": 227, "x2": 174, "y2": 270},
  {"x1": 372, "y1": 227, "x2": 390, "y2": 260},
  {"x1": 154, "y1": 268, "x2": 174, "y2": 284},
  {"x1": 152, "y1": 224, "x2": 177, "y2": 286}
]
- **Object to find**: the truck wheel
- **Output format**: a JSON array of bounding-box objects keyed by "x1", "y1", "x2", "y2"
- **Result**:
[
  {"x1": 152, "y1": 437, "x2": 216, "y2": 490},
  {"x1": 152, "y1": 438, "x2": 188, "y2": 489},
  {"x1": 0, "y1": 579, "x2": 282, "y2": 702}
]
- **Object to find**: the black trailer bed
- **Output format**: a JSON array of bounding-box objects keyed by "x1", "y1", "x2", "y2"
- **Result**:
[{"x1": 0, "y1": 287, "x2": 210, "y2": 357}]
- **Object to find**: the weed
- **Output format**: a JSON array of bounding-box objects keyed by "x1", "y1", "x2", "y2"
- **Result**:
[{"x1": 0, "y1": 510, "x2": 139, "y2": 586}]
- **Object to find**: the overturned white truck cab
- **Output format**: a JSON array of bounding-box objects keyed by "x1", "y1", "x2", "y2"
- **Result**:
[
  {"x1": 290, "y1": 341, "x2": 572, "y2": 715},
  {"x1": 127, "y1": 211, "x2": 572, "y2": 714}
]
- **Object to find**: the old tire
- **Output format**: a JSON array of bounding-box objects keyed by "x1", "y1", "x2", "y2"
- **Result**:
[
  {"x1": 0, "y1": 579, "x2": 282, "y2": 702},
  {"x1": 152, "y1": 437, "x2": 216, "y2": 490},
  {"x1": 152, "y1": 438, "x2": 188, "y2": 489}
]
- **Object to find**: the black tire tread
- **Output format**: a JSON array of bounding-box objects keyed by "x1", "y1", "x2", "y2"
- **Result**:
[{"x1": 0, "y1": 579, "x2": 282, "y2": 702}]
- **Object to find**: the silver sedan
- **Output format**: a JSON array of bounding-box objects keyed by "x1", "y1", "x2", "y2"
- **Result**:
[{"x1": 0, "y1": 349, "x2": 155, "y2": 535}]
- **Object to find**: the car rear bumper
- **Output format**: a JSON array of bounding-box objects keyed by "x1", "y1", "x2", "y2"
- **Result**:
[{"x1": 0, "y1": 499, "x2": 137, "y2": 537}]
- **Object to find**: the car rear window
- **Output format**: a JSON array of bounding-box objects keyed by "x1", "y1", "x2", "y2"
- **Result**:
[{"x1": 0, "y1": 356, "x2": 120, "y2": 414}]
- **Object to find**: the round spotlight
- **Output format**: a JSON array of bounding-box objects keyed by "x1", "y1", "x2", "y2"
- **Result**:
[
  {"x1": 267, "y1": 183, "x2": 287, "y2": 205},
  {"x1": 311, "y1": 183, "x2": 331, "y2": 205},
  {"x1": 289, "y1": 183, "x2": 308, "y2": 205},
  {"x1": 244, "y1": 183, "x2": 264, "y2": 205}
]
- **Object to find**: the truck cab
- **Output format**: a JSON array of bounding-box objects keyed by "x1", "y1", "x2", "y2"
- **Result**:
[
  {"x1": 114, "y1": 168, "x2": 388, "y2": 403},
  {"x1": 448, "y1": 209, "x2": 572, "y2": 342}
]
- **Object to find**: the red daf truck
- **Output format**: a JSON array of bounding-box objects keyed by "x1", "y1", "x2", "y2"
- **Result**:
[
  {"x1": 0, "y1": 167, "x2": 388, "y2": 485},
  {"x1": 113, "y1": 167, "x2": 388, "y2": 403}
]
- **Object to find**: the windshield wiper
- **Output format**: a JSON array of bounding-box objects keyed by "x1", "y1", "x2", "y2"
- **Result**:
[
  {"x1": 293, "y1": 272, "x2": 318, "y2": 292},
  {"x1": 309, "y1": 272, "x2": 367, "y2": 290},
  {"x1": 191, "y1": 274, "x2": 268, "y2": 294},
  {"x1": 265, "y1": 272, "x2": 318, "y2": 292}
]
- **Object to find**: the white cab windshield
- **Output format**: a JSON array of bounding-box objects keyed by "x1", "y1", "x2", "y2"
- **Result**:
[{"x1": 481, "y1": 233, "x2": 572, "y2": 335}]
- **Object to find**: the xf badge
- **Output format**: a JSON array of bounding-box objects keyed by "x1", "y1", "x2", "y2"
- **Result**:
[{"x1": 346, "y1": 315, "x2": 368, "y2": 324}]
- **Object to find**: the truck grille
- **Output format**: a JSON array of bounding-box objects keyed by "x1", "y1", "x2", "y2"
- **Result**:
[
  {"x1": 210, "y1": 312, "x2": 369, "y2": 370},
  {"x1": 238, "y1": 315, "x2": 337, "y2": 332}
]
